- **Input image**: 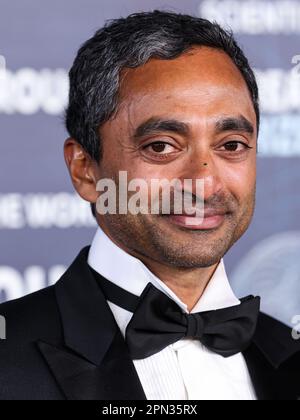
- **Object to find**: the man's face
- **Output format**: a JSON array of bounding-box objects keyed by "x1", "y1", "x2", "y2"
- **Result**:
[{"x1": 95, "y1": 47, "x2": 257, "y2": 268}]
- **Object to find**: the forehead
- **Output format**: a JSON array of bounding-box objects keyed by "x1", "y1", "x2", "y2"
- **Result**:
[{"x1": 111, "y1": 47, "x2": 256, "y2": 131}]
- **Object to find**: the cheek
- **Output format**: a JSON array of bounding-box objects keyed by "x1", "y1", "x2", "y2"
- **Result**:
[
  {"x1": 220, "y1": 159, "x2": 256, "y2": 200},
  {"x1": 125, "y1": 165, "x2": 179, "y2": 206},
  {"x1": 126, "y1": 160, "x2": 173, "y2": 182}
]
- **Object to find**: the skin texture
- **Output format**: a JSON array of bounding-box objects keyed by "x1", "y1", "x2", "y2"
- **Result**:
[{"x1": 64, "y1": 46, "x2": 257, "y2": 311}]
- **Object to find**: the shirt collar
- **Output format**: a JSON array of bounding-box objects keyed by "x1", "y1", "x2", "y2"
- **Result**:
[{"x1": 88, "y1": 227, "x2": 240, "y2": 314}]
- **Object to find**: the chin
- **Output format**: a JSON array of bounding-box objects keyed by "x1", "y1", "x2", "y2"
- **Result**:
[{"x1": 154, "y1": 244, "x2": 227, "y2": 269}]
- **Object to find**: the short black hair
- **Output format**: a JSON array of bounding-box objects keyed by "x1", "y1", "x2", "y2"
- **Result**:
[{"x1": 65, "y1": 9, "x2": 260, "y2": 164}]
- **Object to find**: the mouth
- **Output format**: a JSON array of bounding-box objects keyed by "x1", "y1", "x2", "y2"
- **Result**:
[{"x1": 162, "y1": 209, "x2": 229, "y2": 230}]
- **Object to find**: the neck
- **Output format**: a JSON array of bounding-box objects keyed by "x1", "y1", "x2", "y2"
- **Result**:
[{"x1": 135, "y1": 255, "x2": 219, "y2": 312}]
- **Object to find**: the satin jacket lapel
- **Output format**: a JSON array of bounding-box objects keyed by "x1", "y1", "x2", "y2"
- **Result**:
[
  {"x1": 243, "y1": 342, "x2": 275, "y2": 400},
  {"x1": 243, "y1": 313, "x2": 300, "y2": 400},
  {"x1": 38, "y1": 333, "x2": 145, "y2": 400},
  {"x1": 38, "y1": 247, "x2": 146, "y2": 400}
]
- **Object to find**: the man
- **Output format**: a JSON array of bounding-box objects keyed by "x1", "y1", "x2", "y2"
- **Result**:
[{"x1": 0, "y1": 10, "x2": 299, "y2": 400}]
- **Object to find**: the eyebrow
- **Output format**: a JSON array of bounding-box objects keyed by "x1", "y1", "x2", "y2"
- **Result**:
[
  {"x1": 133, "y1": 117, "x2": 190, "y2": 140},
  {"x1": 215, "y1": 115, "x2": 255, "y2": 135},
  {"x1": 132, "y1": 115, "x2": 255, "y2": 140}
]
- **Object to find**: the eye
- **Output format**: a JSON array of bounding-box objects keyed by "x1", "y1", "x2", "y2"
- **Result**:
[
  {"x1": 221, "y1": 141, "x2": 252, "y2": 152},
  {"x1": 143, "y1": 142, "x2": 176, "y2": 155}
]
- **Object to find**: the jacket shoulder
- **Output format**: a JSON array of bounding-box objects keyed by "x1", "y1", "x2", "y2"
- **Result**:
[
  {"x1": 0, "y1": 287, "x2": 64, "y2": 400},
  {"x1": 0, "y1": 285, "x2": 61, "y2": 341}
]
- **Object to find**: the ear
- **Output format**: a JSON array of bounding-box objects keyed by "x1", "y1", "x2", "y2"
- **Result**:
[{"x1": 64, "y1": 138, "x2": 99, "y2": 204}]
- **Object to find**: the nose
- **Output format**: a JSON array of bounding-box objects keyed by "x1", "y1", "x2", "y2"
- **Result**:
[{"x1": 179, "y1": 149, "x2": 224, "y2": 201}]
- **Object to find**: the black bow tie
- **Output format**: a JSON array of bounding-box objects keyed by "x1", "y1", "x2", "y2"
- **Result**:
[{"x1": 90, "y1": 267, "x2": 260, "y2": 360}]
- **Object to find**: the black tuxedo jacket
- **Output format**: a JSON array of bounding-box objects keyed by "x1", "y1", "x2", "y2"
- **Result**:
[{"x1": 0, "y1": 247, "x2": 299, "y2": 400}]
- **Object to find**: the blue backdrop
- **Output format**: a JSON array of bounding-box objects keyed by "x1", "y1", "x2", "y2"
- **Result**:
[{"x1": 0, "y1": 0, "x2": 299, "y2": 327}]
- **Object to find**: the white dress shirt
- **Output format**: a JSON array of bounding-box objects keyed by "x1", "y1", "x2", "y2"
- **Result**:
[{"x1": 88, "y1": 227, "x2": 256, "y2": 400}]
